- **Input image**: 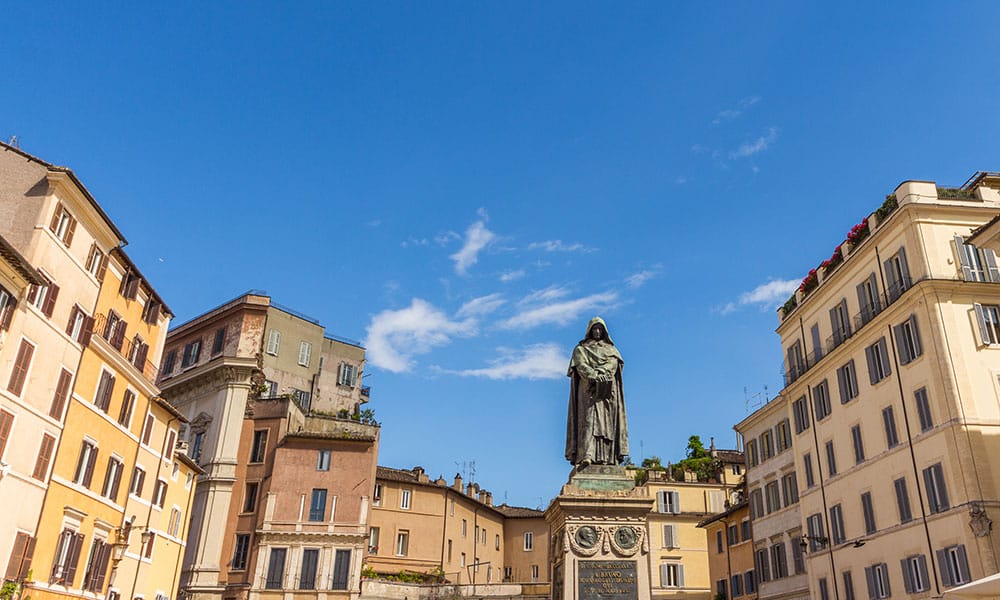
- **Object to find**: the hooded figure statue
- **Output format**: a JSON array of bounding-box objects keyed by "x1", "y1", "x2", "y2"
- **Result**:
[{"x1": 565, "y1": 317, "x2": 629, "y2": 467}]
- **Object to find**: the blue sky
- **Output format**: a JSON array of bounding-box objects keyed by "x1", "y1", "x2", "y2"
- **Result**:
[{"x1": 4, "y1": 2, "x2": 1000, "y2": 508}]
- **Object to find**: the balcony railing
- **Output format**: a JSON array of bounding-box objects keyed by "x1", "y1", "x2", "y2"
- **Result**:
[
  {"x1": 781, "y1": 276, "x2": 919, "y2": 386},
  {"x1": 91, "y1": 313, "x2": 160, "y2": 382}
]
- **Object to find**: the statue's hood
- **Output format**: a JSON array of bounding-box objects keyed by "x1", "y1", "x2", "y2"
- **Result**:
[{"x1": 580, "y1": 316, "x2": 615, "y2": 346}]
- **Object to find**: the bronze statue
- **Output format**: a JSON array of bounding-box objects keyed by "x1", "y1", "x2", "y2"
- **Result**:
[{"x1": 565, "y1": 317, "x2": 629, "y2": 467}]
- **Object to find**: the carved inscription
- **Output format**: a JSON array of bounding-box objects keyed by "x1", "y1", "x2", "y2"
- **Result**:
[{"x1": 578, "y1": 560, "x2": 637, "y2": 600}]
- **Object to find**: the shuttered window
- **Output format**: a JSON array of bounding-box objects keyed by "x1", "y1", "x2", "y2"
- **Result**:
[
  {"x1": 0, "y1": 410, "x2": 13, "y2": 459},
  {"x1": 82, "y1": 539, "x2": 111, "y2": 592},
  {"x1": 914, "y1": 388, "x2": 933, "y2": 432},
  {"x1": 660, "y1": 563, "x2": 684, "y2": 588},
  {"x1": 4, "y1": 532, "x2": 35, "y2": 582},
  {"x1": 793, "y1": 397, "x2": 810, "y2": 433},
  {"x1": 882, "y1": 406, "x2": 899, "y2": 448},
  {"x1": 861, "y1": 492, "x2": 877, "y2": 535},
  {"x1": 843, "y1": 570, "x2": 856, "y2": 600},
  {"x1": 973, "y1": 303, "x2": 1000, "y2": 345},
  {"x1": 49, "y1": 369, "x2": 73, "y2": 419},
  {"x1": 94, "y1": 371, "x2": 115, "y2": 413},
  {"x1": 851, "y1": 425, "x2": 865, "y2": 464},
  {"x1": 666, "y1": 525, "x2": 679, "y2": 549},
  {"x1": 825, "y1": 441, "x2": 837, "y2": 477},
  {"x1": 923, "y1": 463, "x2": 950, "y2": 514},
  {"x1": 901, "y1": 554, "x2": 930, "y2": 593},
  {"x1": 657, "y1": 490, "x2": 680, "y2": 514},
  {"x1": 813, "y1": 380, "x2": 832, "y2": 421},
  {"x1": 7, "y1": 339, "x2": 35, "y2": 396},
  {"x1": 232, "y1": 534, "x2": 250, "y2": 570},
  {"x1": 49, "y1": 204, "x2": 77, "y2": 247},
  {"x1": 894, "y1": 477, "x2": 912, "y2": 523},
  {"x1": 298, "y1": 341, "x2": 312, "y2": 367},
  {"x1": 102, "y1": 457, "x2": 123, "y2": 502},
  {"x1": 884, "y1": 246, "x2": 912, "y2": 300},
  {"x1": 332, "y1": 549, "x2": 351, "y2": 590},
  {"x1": 954, "y1": 236, "x2": 1000, "y2": 282},
  {"x1": 865, "y1": 337, "x2": 892, "y2": 384},
  {"x1": 265, "y1": 548, "x2": 286, "y2": 589},
  {"x1": 73, "y1": 440, "x2": 99, "y2": 488},
  {"x1": 266, "y1": 330, "x2": 280, "y2": 355},
  {"x1": 864, "y1": 563, "x2": 891, "y2": 599},
  {"x1": 938, "y1": 544, "x2": 971, "y2": 587},
  {"x1": 830, "y1": 504, "x2": 846, "y2": 544},
  {"x1": 32, "y1": 433, "x2": 56, "y2": 480},
  {"x1": 803, "y1": 453, "x2": 815, "y2": 488},
  {"x1": 299, "y1": 548, "x2": 319, "y2": 590},
  {"x1": 837, "y1": 360, "x2": 859, "y2": 404},
  {"x1": 50, "y1": 528, "x2": 85, "y2": 585},
  {"x1": 856, "y1": 273, "x2": 882, "y2": 325},
  {"x1": 893, "y1": 315, "x2": 922, "y2": 365},
  {"x1": 830, "y1": 298, "x2": 852, "y2": 347}
]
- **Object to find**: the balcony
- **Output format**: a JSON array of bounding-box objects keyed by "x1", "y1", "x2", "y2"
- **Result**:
[
  {"x1": 360, "y1": 386, "x2": 371, "y2": 400},
  {"x1": 91, "y1": 313, "x2": 159, "y2": 382}
]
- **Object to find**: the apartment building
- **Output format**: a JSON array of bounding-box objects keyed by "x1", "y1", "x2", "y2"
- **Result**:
[
  {"x1": 699, "y1": 501, "x2": 757, "y2": 600},
  {"x1": 367, "y1": 466, "x2": 549, "y2": 586},
  {"x1": 159, "y1": 292, "x2": 377, "y2": 600},
  {"x1": 641, "y1": 449, "x2": 744, "y2": 600},
  {"x1": 735, "y1": 397, "x2": 807, "y2": 600},
  {"x1": 771, "y1": 174, "x2": 1000, "y2": 600}
]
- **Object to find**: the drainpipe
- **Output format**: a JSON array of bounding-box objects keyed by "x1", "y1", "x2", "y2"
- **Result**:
[{"x1": 129, "y1": 413, "x2": 178, "y2": 600}]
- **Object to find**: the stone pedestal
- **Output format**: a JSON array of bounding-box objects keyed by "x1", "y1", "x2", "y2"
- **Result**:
[{"x1": 545, "y1": 466, "x2": 654, "y2": 600}]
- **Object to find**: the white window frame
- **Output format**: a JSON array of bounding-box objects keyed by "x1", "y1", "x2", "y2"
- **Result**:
[
  {"x1": 400, "y1": 489, "x2": 411, "y2": 510},
  {"x1": 317, "y1": 449, "x2": 331, "y2": 471},
  {"x1": 266, "y1": 330, "x2": 280, "y2": 355},
  {"x1": 524, "y1": 531, "x2": 534, "y2": 551},
  {"x1": 395, "y1": 530, "x2": 408, "y2": 556},
  {"x1": 974, "y1": 303, "x2": 1000, "y2": 345},
  {"x1": 298, "y1": 341, "x2": 312, "y2": 367},
  {"x1": 373, "y1": 483, "x2": 382, "y2": 506},
  {"x1": 661, "y1": 563, "x2": 683, "y2": 588}
]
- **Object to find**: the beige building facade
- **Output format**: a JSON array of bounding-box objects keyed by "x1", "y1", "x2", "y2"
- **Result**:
[
  {"x1": 700, "y1": 501, "x2": 757, "y2": 600},
  {"x1": 763, "y1": 174, "x2": 1000, "y2": 600}
]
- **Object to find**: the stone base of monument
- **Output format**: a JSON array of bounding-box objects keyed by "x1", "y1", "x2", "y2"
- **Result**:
[{"x1": 545, "y1": 468, "x2": 654, "y2": 600}]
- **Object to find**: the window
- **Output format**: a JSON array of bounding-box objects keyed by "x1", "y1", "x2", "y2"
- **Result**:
[
  {"x1": 715, "y1": 530, "x2": 724, "y2": 553},
  {"x1": 317, "y1": 449, "x2": 331, "y2": 471},
  {"x1": 732, "y1": 464, "x2": 742, "y2": 475},
  {"x1": 865, "y1": 337, "x2": 891, "y2": 384},
  {"x1": 825, "y1": 440, "x2": 837, "y2": 476},
  {"x1": 781, "y1": 472, "x2": 799, "y2": 506},
  {"x1": 759, "y1": 430, "x2": 773, "y2": 460},
  {"x1": 143, "y1": 531, "x2": 155, "y2": 559},
  {"x1": 914, "y1": 388, "x2": 933, "y2": 432},
  {"x1": 27, "y1": 276, "x2": 59, "y2": 318},
  {"x1": 332, "y1": 549, "x2": 351, "y2": 590},
  {"x1": 741, "y1": 519, "x2": 751, "y2": 542},
  {"x1": 169, "y1": 508, "x2": 182, "y2": 537},
  {"x1": 885, "y1": 246, "x2": 912, "y2": 300},
  {"x1": 857, "y1": 272, "x2": 882, "y2": 325},
  {"x1": 130, "y1": 466, "x2": 146, "y2": 497},
  {"x1": 771, "y1": 543, "x2": 788, "y2": 579},
  {"x1": 813, "y1": 380, "x2": 832, "y2": 421},
  {"x1": 830, "y1": 298, "x2": 852, "y2": 346},
  {"x1": 141, "y1": 414, "x2": 155, "y2": 446},
  {"x1": 882, "y1": 406, "x2": 899, "y2": 448},
  {"x1": 0, "y1": 411, "x2": 12, "y2": 462},
  {"x1": 6, "y1": 531, "x2": 35, "y2": 583},
  {"x1": 373, "y1": 483, "x2": 382, "y2": 506},
  {"x1": 0, "y1": 285, "x2": 16, "y2": 331},
  {"x1": 50, "y1": 369, "x2": 73, "y2": 419},
  {"x1": 938, "y1": 544, "x2": 972, "y2": 587},
  {"x1": 49, "y1": 204, "x2": 77, "y2": 246},
  {"x1": 818, "y1": 577, "x2": 830, "y2": 600},
  {"x1": 400, "y1": 489, "x2": 411, "y2": 510},
  {"x1": 102, "y1": 457, "x2": 123, "y2": 501},
  {"x1": 793, "y1": 396, "x2": 810, "y2": 433},
  {"x1": 181, "y1": 340, "x2": 201, "y2": 368},
  {"x1": 744, "y1": 571, "x2": 756, "y2": 594},
  {"x1": 657, "y1": 490, "x2": 680, "y2": 514},
  {"x1": 901, "y1": 554, "x2": 930, "y2": 593},
  {"x1": 462, "y1": 519, "x2": 467, "y2": 537},
  {"x1": 726, "y1": 524, "x2": 738, "y2": 546},
  {"x1": 66, "y1": 305, "x2": 88, "y2": 343},
  {"x1": 811, "y1": 323, "x2": 824, "y2": 361},
  {"x1": 894, "y1": 315, "x2": 923, "y2": 365},
  {"x1": 731, "y1": 574, "x2": 743, "y2": 597},
  {"x1": 396, "y1": 531, "x2": 409, "y2": 556},
  {"x1": 51, "y1": 528, "x2": 85, "y2": 584},
  {"x1": 851, "y1": 425, "x2": 865, "y2": 464},
  {"x1": 865, "y1": 563, "x2": 891, "y2": 599},
  {"x1": 103, "y1": 311, "x2": 126, "y2": 350},
  {"x1": 94, "y1": 370, "x2": 115, "y2": 413},
  {"x1": 803, "y1": 453, "x2": 815, "y2": 488},
  {"x1": 243, "y1": 482, "x2": 259, "y2": 512},
  {"x1": 665, "y1": 524, "x2": 679, "y2": 549},
  {"x1": 7, "y1": 339, "x2": 35, "y2": 396},
  {"x1": 717, "y1": 579, "x2": 728, "y2": 598},
  {"x1": 660, "y1": 563, "x2": 684, "y2": 588},
  {"x1": 118, "y1": 390, "x2": 135, "y2": 427},
  {"x1": 974, "y1": 303, "x2": 1000, "y2": 345},
  {"x1": 250, "y1": 430, "x2": 268, "y2": 463},
  {"x1": 843, "y1": 570, "x2": 856, "y2": 600},
  {"x1": 211, "y1": 327, "x2": 226, "y2": 356},
  {"x1": 265, "y1": 548, "x2": 286, "y2": 589},
  {"x1": 292, "y1": 388, "x2": 311, "y2": 407},
  {"x1": 129, "y1": 336, "x2": 149, "y2": 371},
  {"x1": 830, "y1": 504, "x2": 846, "y2": 545},
  {"x1": 86, "y1": 244, "x2": 108, "y2": 281},
  {"x1": 786, "y1": 340, "x2": 806, "y2": 383},
  {"x1": 749, "y1": 489, "x2": 764, "y2": 519},
  {"x1": 531, "y1": 565, "x2": 539, "y2": 581},
  {"x1": 266, "y1": 330, "x2": 280, "y2": 355},
  {"x1": 299, "y1": 548, "x2": 319, "y2": 589},
  {"x1": 152, "y1": 479, "x2": 167, "y2": 507},
  {"x1": 923, "y1": 463, "x2": 950, "y2": 513},
  {"x1": 775, "y1": 419, "x2": 791, "y2": 452},
  {"x1": 861, "y1": 492, "x2": 877, "y2": 535},
  {"x1": 119, "y1": 269, "x2": 141, "y2": 300},
  {"x1": 792, "y1": 539, "x2": 805, "y2": 574},
  {"x1": 954, "y1": 236, "x2": 999, "y2": 282},
  {"x1": 747, "y1": 439, "x2": 759, "y2": 467},
  {"x1": 524, "y1": 531, "x2": 534, "y2": 551},
  {"x1": 309, "y1": 489, "x2": 327, "y2": 521},
  {"x1": 298, "y1": 341, "x2": 312, "y2": 367},
  {"x1": 894, "y1": 477, "x2": 912, "y2": 523},
  {"x1": 496, "y1": 534, "x2": 500, "y2": 550},
  {"x1": 339, "y1": 363, "x2": 359, "y2": 387},
  {"x1": 232, "y1": 534, "x2": 250, "y2": 570},
  {"x1": 765, "y1": 481, "x2": 781, "y2": 513},
  {"x1": 190, "y1": 431, "x2": 204, "y2": 462},
  {"x1": 755, "y1": 548, "x2": 771, "y2": 582},
  {"x1": 837, "y1": 360, "x2": 859, "y2": 403},
  {"x1": 73, "y1": 440, "x2": 98, "y2": 487},
  {"x1": 369, "y1": 527, "x2": 380, "y2": 553},
  {"x1": 806, "y1": 513, "x2": 826, "y2": 551},
  {"x1": 460, "y1": 552, "x2": 466, "y2": 567},
  {"x1": 141, "y1": 298, "x2": 161, "y2": 325}
]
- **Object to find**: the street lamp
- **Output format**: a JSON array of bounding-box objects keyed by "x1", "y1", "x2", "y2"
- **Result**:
[
  {"x1": 799, "y1": 534, "x2": 829, "y2": 553},
  {"x1": 107, "y1": 519, "x2": 134, "y2": 600}
]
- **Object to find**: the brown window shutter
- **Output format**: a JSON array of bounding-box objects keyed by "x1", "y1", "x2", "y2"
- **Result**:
[
  {"x1": 96, "y1": 255, "x2": 108, "y2": 283},
  {"x1": 112, "y1": 320, "x2": 127, "y2": 350},
  {"x1": 83, "y1": 447, "x2": 98, "y2": 487},
  {"x1": 92, "y1": 542, "x2": 110, "y2": 591},
  {"x1": 63, "y1": 533, "x2": 85, "y2": 586},
  {"x1": 17, "y1": 536, "x2": 34, "y2": 581},
  {"x1": 8, "y1": 339, "x2": 34, "y2": 395},
  {"x1": 42, "y1": 284, "x2": 59, "y2": 318},
  {"x1": 80, "y1": 316, "x2": 94, "y2": 347},
  {"x1": 63, "y1": 217, "x2": 76, "y2": 247},
  {"x1": 49, "y1": 207, "x2": 61, "y2": 233},
  {"x1": 125, "y1": 276, "x2": 140, "y2": 300},
  {"x1": 0, "y1": 410, "x2": 12, "y2": 456},
  {"x1": 49, "y1": 369, "x2": 73, "y2": 419},
  {"x1": 0, "y1": 297, "x2": 16, "y2": 331},
  {"x1": 33, "y1": 434, "x2": 55, "y2": 480},
  {"x1": 86, "y1": 244, "x2": 97, "y2": 271},
  {"x1": 5, "y1": 531, "x2": 28, "y2": 581},
  {"x1": 65, "y1": 306, "x2": 79, "y2": 336},
  {"x1": 26, "y1": 285, "x2": 38, "y2": 305},
  {"x1": 51, "y1": 530, "x2": 71, "y2": 581},
  {"x1": 136, "y1": 343, "x2": 149, "y2": 370}
]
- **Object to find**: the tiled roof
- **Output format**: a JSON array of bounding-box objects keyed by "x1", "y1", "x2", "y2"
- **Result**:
[
  {"x1": 377, "y1": 465, "x2": 423, "y2": 483},
  {"x1": 697, "y1": 500, "x2": 749, "y2": 528},
  {"x1": 0, "y1": 233, "x2": 42, "y2": 285},
  {"x1": 494, "y1": 504, "x2": 545, "y2": 518},
  {"x1": 714, "y1": 449, "x2": 744, "y2": 464}
]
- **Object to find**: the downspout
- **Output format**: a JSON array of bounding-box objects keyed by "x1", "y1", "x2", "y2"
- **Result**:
[{"x1": 129, "y1": 413, "x2": 178, "y2": 600}]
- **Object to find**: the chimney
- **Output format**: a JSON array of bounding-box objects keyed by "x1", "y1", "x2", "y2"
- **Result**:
[
  {"x1": 453, "y1": 473, "x2": 463, "y2": 491},
  {"x1": 466, "y1": 482, "x2": 477, "y2": 497},
  {"x1": 485, "y1": 492, "x2": 493, "y2": 507},
  {"x1": 710, "y1": 437, "x2": 717, "y2": 458},
  {"x1": 435, "y1": 475, "x2": 447, "y2": 486},
  {"x1": 413, "y1": 466, "x2": 429, "y2": 483}
]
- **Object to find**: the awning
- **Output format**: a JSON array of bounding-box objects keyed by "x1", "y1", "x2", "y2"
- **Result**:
[{"x1": 945, "y1": 572, "x2": 1000, "y2": 600}]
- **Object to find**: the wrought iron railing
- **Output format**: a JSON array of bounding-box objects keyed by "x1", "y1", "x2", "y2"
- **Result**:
[{"x1": 91, "y1": 313, "x2": 160, "y2": 382}]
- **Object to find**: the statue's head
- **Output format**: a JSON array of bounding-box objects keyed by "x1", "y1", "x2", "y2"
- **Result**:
[
  {"x1": 583, "y1": 316, "x2": 613, "y2": 345},
  {"x1": 589, "y1": 323, "x2": 606, "y2": 341}
]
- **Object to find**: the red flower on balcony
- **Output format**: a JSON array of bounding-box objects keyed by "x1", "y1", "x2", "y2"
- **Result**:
[{"x1": 846, "y1": 217, "x2": 871, "y2": 246}]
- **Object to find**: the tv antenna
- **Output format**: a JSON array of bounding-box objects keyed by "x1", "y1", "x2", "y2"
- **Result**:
[
  {"x1": 744, "y1": 385, "x2": 769, "y2": 412},
  {"x1": 455, "y1": 459, "x2": 476, "y2": 484},
  {"x1": 7, "y1": 135, "x2": 19, "y2": 148}
]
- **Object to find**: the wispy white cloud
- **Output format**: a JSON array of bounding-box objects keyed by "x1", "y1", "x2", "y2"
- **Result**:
[
  {"x1": 674, "y1": 176, "x2": 688, "y2": 185},
  {"x1": 527, "y1": 240, "x2": 596, "y2": 253},
  {"x1": 366, "y1": 219, "x2": 382, "y2": 228},
  {"x1": 625, "y1": 265, "x2": 663, "y2": 289},
  {"x1": 730, "y1": 127, "x2": 779, "y2": 159},
  {"x1": 518, "y1": 285, "x2": 571, "y2": 306},
  {"x1": 435, "y1": 231, "x2": 461, "y2": 246},
  {"x1": 501, "y1": 291, "x2": 618, "y2": 329},
  {"x1": 400, "y1": 237, "x2": 429, "y2": 248},
  {"x1": 456, "y1": 293, "x2": 506, "y2": 318},
  {"x1": 442, "y1": 343, "x2": 568, "y2": 381},
  {"x1": 450, "y1": 220, "x2": 496, "y2": 275},
  {"x1": 716, "y1": 278, "x2": 799, "y2": 315},
  {"x1": 712, "y1": 96, "x2": 761, "y2": 125},
  {"x1": 365, "y1": 299, "x2": 476, "y2": 373},
  {"x1": 499, "y1": 269, "x2": 525, "y2": 283}
]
